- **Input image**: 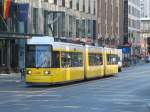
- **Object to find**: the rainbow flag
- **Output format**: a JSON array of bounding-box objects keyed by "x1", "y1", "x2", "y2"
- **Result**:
[{"x1": 3, "y1": 0, "x2": 11, "y2": 19}]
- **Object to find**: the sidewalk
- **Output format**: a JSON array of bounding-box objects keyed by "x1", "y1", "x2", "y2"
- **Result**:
[
  {"x1": 122, "y1": 60, "x2": 148, "y2": 70},
  {"x1": 0, "y1": 73, "x2": 20, "y2": 77},
  {"x1": 130, "y1": 60, "x2": 147, "y2": 66}
]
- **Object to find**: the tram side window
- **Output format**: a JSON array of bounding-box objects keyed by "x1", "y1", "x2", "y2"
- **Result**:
[
  {"x1": 107, "y1": 54, "x2": 118, "y2": 65},
  {"x1": 113, "y1": 55, "x2": 118, "y2": 64},
  {"x1": 71, "y1": 53, "x2": 83, "y2": 67},
  {"x1": 61, "y1": 52, "x2": 83, "y2": 68},
  {"x1": 89, "y1": 53, "x2": 103, "y2": 66},
  {"x1": 107, "y1": 54, "x2": 111, "y2": 65},
  {"x1": 52, "y1": 51, "x2": 60, "y2": 68},
  {"x1": 26, "y1": 46, "x2": 36, "y2": 68},
  {"x1": 61, "y1": 52, "x2": 71, "y2": 68}
]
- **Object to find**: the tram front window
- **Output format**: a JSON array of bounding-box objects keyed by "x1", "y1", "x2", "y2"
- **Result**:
[{"x1": 26, "y1": 45, "x2": 52, "y2": 68}]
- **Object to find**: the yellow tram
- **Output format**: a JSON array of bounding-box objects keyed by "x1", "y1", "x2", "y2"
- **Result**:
[
  {"x1": 25, "y1": 37, "x2": 119, "y2": 85},
  {"x1": 104, "y1": 48, "x2": 119, "y2": 76}
]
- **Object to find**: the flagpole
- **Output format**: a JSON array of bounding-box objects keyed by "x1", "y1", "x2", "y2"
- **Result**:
[
  {"x1": 2, "y1": 0, "x2": 3, "y2": 17},
  {"x1": 0, "y1": 14, "x2": 9, "y2": 31},
  {"x1": 0, "y1": 0, "x2": 9, "y2": 31}
]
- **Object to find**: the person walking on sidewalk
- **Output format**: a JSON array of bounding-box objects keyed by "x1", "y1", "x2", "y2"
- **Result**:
[{"x1": 20, "y1": 68, "x2": 25, "y2": 81}]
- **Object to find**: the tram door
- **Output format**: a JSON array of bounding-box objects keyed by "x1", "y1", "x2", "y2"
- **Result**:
[{"x1": 53, "y1": 51, "x2": 66, "y2": 82}]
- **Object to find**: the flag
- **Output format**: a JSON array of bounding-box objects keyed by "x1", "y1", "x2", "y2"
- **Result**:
[
  {"x1": 3, "y1": 0, "x2": 14, "y2": 18},
  {"x1": 9, "y1": 0, "x2": 14, "y2": 17},
  {"x1": 3, "y1": 0, "x2": 11, "y2": 18},
  {"x1": 17, "y1": 3, "x2": 29, "y2": 21}
]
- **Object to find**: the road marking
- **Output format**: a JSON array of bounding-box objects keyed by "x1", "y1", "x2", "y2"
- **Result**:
[
  {"x1": 63, "y1": 105, "x2": 81, "y2": 109},
  {"x1": 0, "y1": 90, "x2": 48, "y2": 94}
]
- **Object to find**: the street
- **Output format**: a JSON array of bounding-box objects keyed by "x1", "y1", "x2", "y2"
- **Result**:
[{"x1": 0, "y1": 64, "x2": 150, "y2": 112}]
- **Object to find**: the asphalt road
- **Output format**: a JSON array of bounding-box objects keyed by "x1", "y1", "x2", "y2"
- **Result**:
[{"x1": 0, "y1": 64, "x2": 150, "y2": 112}]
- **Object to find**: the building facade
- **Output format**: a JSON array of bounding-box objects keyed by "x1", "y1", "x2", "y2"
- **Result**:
[
  {"x1": 0, "y1": 0, "x2": 19, "y2": 73},
  {"x1": 140, "y1": 0, "x2": 150, "y2": 18},
  {"x1": 96, "y1": 0, "x2": 124, "y2": 47},
  {"x1": 140, "y1": 0, "x2": 150, "y2": 56},
  {"x1": 140, "y1": 18, "x2": 150, "y2": 56},
  {"x1": 15, "y1": 0, "x2": 96, "y2": 42},
  {"x1": 0, "y1": 0, "x2": 96, "y2": 72},
  {"x1": 124, "y1": 0, "x2": 141, "y2": 56}
]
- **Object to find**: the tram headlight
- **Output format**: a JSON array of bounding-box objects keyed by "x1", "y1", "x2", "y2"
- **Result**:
[
  {"x1": 27, "y1": 70, "x2": 32, "y2": 74},
  {"x1": 44, "y1": 71, "x2": 50, "y2": 75}
]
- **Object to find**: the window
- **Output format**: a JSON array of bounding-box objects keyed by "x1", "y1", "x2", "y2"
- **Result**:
[
  {"x1": 76, "y1": 19, "x2": 79, "y2": 37},
  {"x1": 107, "y1": 54, "x2": 118, "y2": 65},
  {"x1": 52, "y1": 51, "x2": 60, "y2": 68},
  {"x1": 93, "y1": 0, "x2": 96, "y2": 15},
  {"x1": 61, "y1": 52, "x2": 83, "y2": 68},
  {"x1": 83, "y1": 0, "x2": 85, "y2": 12},
  {"x1": 44, "y1": 10, "x2": 49, "y2": 35},
  {"x1": 43, "y1": 0, "x2": 48, "y2": 2},
  {"x1": 88, "y1": 0, "x2": 91, "y2": 13},
  {"x1": 33, "y1": 8, "x2": 38, "y2": 34},
  {"x1": 54, "y1": 0, "x2": 57, "y2": 4},
  {"x1": 70, "y1": 0, "x2": 72, "y2": 9},
  {"x1": 71, "y1": 52, "x2": 83, "y2": 67},
  {"x1": 62, "y1": 0, "x2": 65, "y2": 7},
  {"x1": 89, "y1": 53, "x2": 103, "y2": 66},
  {"x1": 26, "y1": 45, "x2": 52, "y2": 68},
  {"x1": 76, "y1": 0, "x2": 79, "y2": 10}
]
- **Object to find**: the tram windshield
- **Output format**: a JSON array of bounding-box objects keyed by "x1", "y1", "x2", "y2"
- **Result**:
[{"x1": 26, "y1": 45, "x2": 52, "y2": 68}]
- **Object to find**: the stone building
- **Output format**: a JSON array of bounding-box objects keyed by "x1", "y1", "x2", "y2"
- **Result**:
[
  {"x1": 0, "y1": 0, "x2": 96, "y2": 72},
  {"x1": 96, "y1": 0, "x2": 124, "y2": 47}
]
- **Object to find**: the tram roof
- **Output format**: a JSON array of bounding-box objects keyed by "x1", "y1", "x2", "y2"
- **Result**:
[
  {"x1": 85, "y1": 45, "x2": 103, "y2": 53},
  {"x1": 53, "y1": 42, "x2": 84, "y2": 47},
  {"x1": 27, "y1": 36, "x2": 54, "y2": 44},
  {"x1": 52, "y1": 42, "x2": 84, "y2": 51},
  {"x1": 104, "y1": 47, "x2": 118, "y2": 54},
  {"x1": 26, "y1": 36, "x2": 119, "y2": 53}
]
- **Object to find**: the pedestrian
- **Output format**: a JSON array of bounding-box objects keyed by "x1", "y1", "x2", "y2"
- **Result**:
[
  {"x1": 20, "y1": 68, "x2": 25, "y2": 81},
  {"x1": 133, "y1": 55, "x2": 136, "y2": 65}
]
